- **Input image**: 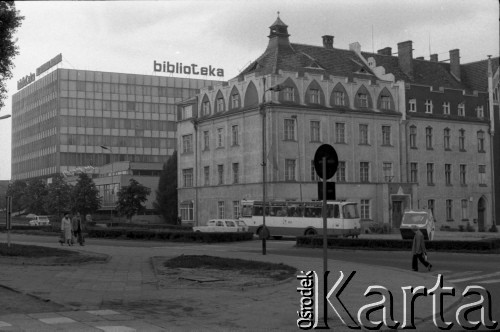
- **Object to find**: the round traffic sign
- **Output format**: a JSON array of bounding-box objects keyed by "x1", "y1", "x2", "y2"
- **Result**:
[{"x1": 313, "y1": 144, "x2": 339, "y2": 180}]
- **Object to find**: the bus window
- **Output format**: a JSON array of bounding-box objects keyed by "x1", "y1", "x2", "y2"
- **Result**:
[
  {"x1": 242, "y1": 205, "x2": 253, "y2": 217},
  {"x1": 287, "y1": 203, "x2": 303, "y2": 217},
  {"x1": 253, "y1": 206, "x2": 263, "y2": 216},
  {"x1": 343, "y1": 204, "x2": 359, "y2": 219},
  {"x1": 327, "y1": 205, "x2": 340, "y2": 218},
  {"x1": 305, "y1": 206, "x2": 321, "y2": 218}
]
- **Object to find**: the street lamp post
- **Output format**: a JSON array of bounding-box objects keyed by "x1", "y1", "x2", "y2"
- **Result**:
[
  {"x1": 100, "y1": 145, "x2": 114, "y2": 224},
  {"x1": 260, "y1": 78, "x2": 281, "y2": 255}
]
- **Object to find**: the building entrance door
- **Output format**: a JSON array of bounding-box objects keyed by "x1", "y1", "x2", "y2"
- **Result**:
[
  {"x1": 392, "y1": 200, "x2": 403, "y2": 228},
  {"x1": 478, "y1": 197, "x2": 486, "y2": 231}
]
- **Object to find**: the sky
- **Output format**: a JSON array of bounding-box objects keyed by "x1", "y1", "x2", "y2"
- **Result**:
[{"x1": 0, "y1": 0, "x2": 498, "y2": 180}]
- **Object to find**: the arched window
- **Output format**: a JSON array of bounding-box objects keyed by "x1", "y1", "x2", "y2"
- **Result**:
[
  {"x1": 305, "y1": 80, "x2": 325, "y2": 106},
  {"x1": 330, "y1": 83, "x2": 350, "y2": 107},
  {"x1": 229, "y1": 86, "x2": 241, "y2": 111},
  {"x1": 201, "y1": 94, "x2": 211, "y2": 116},
  {"x1": 278, "y1": 78, "x2": 300, "y2": 104},
  {"x1": 377, "y1": 88, "x2": 395, "y2": 111},
  {"x1": 215, "y1": 90, "x2": 225, "y2": 113},
  {"x1": 354, "y1": 85, "x2": 373, "y2": 109},
  {"x1": 244, "y1": 81, "x2": 259, "y2": 108}
]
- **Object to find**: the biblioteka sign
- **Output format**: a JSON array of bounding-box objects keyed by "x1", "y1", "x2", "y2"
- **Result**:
[{"x1": 153, "y1": 60, "x2": 224, "y2": 78}]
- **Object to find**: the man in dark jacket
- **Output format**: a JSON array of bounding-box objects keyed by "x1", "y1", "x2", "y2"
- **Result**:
[{"x1": 412, "y1": 226, "x2": 432, "y2": 272}]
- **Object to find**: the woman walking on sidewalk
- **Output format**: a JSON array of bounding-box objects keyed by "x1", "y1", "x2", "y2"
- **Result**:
[
  {"x1": 411, "y1": 226, "x2": 432, "y2": 272},
  {"x1": 60, "y1": 213, "x2": 73, "y2": 246}
]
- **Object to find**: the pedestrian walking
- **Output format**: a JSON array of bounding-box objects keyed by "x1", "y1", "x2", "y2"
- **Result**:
[
  {"x1": 72, "y1": 212, "x2": 85, "y2": 246},
  {"x1": 60, "y1": 213, "x2": 73, "y2": 246},
  {"x1": 411, "y1": 226, "x2": 432, "y2": 272}
]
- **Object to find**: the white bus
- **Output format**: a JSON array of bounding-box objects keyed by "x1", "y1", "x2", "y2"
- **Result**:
[{"x1": 240, "y1": 200, "x2": 361, "y2": 238}]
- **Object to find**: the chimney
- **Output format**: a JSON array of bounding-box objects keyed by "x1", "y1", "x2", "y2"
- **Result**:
[
  {"x1": 416, "y1": 56, "x2": 424, "y2": 60},
  {"x1": 322, "y1": 35, "x2": 334, "y2": 49},
  {"x1": 377, "y1": 47, "x2": 392, "y2": 56},
  {"x1": 430, "y1": 54, "x2": 438, "y2": 62},
  {"x1": 397, "y1": 40, "x2": 413, "y2": 79},
  {"x1": 449, "y1": 49, "x2": 461, "y2": 81}
]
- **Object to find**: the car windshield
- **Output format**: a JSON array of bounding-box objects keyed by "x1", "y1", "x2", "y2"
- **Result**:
[
  {"x1": 237, "y1": 221, "x2": 246, "y2": 226},
  {"x1": 226, "y1": 221, "x2": 236, "y2": 227},
  {"x1": 402, "y1": 213, "x2": 427, "y2": 225}
]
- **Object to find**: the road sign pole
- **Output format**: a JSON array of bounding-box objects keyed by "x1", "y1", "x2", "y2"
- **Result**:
[
  {"x1": 322, "y1": 156, "x2": 327, "y2": 275},
  {"x1": 6, "y1": 196, "x2": 12, "y2": 248}
]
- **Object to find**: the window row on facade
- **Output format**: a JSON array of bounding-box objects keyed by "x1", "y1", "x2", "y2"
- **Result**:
[
  {"x1": 408, "y1": 98, "x2": 485, "y2": 119},
  {"x1": 60, "y1": 98, "x2": 178, "y2": 114},
  {"x1": 59, "y1": 116, "x2": 176, "y2": 131},
  {"x1": 60, "y1": 134, "x2": 176, "y2": 149},
  {"x1": 409, "y1": 126, "x2": 488, "y2": 152},
  {"x1": 410, "y1": 162, "x2": 487, "y2": 186}
]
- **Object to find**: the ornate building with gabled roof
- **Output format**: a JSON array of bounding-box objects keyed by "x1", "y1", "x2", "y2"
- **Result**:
[{"x1": 177, "y1": 15, "x2": 495, "y2": 233}]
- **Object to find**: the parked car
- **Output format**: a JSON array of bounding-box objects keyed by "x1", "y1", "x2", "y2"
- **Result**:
[
  {"x1": 193, "y1": 219, "x2": 249, "y2": 232},
  {"x1": 28, "y1": 215, "x2": 51, "y2": 226},
  {"x1": 399, "y1": 209, "x2": 435, "y2": 241}
]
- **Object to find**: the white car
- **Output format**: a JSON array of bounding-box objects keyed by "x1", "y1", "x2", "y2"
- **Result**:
[
  {"x1": 193, "y1": 219, "x2": 249, "y2": 232},
  {"x1": 400, "y1": 210, "x2": 435, "y2": 241},
  {"x1": 29, "y1": 216, "x2": 51, "y2": 226}
]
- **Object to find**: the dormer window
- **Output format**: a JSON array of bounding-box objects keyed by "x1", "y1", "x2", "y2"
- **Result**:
[
  {"x1": 425, "y1": 99, "x2": 433, "y2": 113},
  {"x1": 181, "y1": 105, "x2": 192, "y2": 119},
  {"x1": 476, "y1": 106, "x2": 484, "y2": 119},
  {"x1": 217, "y1": 98, "x2": 224, "y2": 113},
  {"x1": 409, "y1": 99, "x2": 416, "y2": 112},
  {"x1": 231, "y1": 94, "x2": 240, "y2": 109},
  {"x1": 380, "y1": 96, "x2": 391, "y2": 110},
  {"x1": 458, "y1": 103, "x2": 465, "y2": 116},
  {"x1": 443, "y1": 102, "x2": 450, "y2": 115},
  {"x1": 202, "y1": 101, "x2": 210, "y2": 116},
  {"x1": 284, "y1": 87, "x2": 295, "y2": 101},
  {"x1": 309, "y1": 89, "x2": 320, "y2": 103},
  {"x1": 334, "y1": 91, "x2": 345, "y2": 106}
]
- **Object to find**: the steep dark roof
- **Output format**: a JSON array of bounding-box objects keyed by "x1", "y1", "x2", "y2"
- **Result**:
[{"x1": 461, "y1": 57, "x2": 499, "y2": 92}]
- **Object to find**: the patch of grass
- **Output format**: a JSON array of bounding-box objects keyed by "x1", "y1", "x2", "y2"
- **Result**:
[
  {"x1": 0, "y1": 243, "x2": 79, "y2": 257},
  {"x1": 163, "y1": 255, "x2": 297, "y2": 281}
]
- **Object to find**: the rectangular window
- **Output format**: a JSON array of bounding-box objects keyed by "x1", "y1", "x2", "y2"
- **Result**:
[
  {"x1": 477, "y1": 131, "x2": 485, "y2": 152},
  {"x1": 460, "y1": 164, "x2": 467, "y2": 185},
  {"x1": 203, "y1": 131, "x2": 210, "y2": 150},
  {"x1": 182, "y1": 168, "x2": 193, "y2": 187},
  {"x1": 218, "y1": 164, "x2": 224, "y2": 185},
  {"x1": 232, "y1": 125, "x2": 239, "y2": 146},
  {"x1": 444, "y1": 128, "x2": 450, "y2": 150},
  {"x1": 360, "y1": 199, "x2": 370, "y2": 219},
  {"x1": 217, "y1": 128, "x2": 224, "y2": 148},
  {"x1": 425, "y1": 99, "x2": 433, "y2": 113},
  {"x1": 409, "y1": 99, "x2": 416, "y2": 112},
  {"x1": 284, "y1": 87, "x2": 294, "y2": 101},
  {"x1": 358, "y1": 93, "x2": 368, "y2": 107},
  {"x1": 382, "y1": 125, "x2": 391, "y2": 146},
  {"x1": 202, "y1": 101, "x2": 210, "y2": 116},
  {"x1": 284, "y1": 119, "x2": 296, "y2": 141},
  {"x1": 335, "y1": 122, "x2": 346, "y2": 143},
  {"x1": 446, "y1": 200, "x2": 453, "y2": 221},
  {"x1": 409, "y1": 126, "x2": 417, "y2": 148},
  {"x1": 359, "y1": 124, "x2": 368, "y2": 145},
  {"x1": 360, "y1": 162, "x2": 370, "y2": 183},
  {"x1": 476, "y1": 106, "x2": 484, "y2": 119},
  {"x1": 458, "y1": 103, "x2": 465, "y2": 116},
  {"x1": 182, "y1": 134, "x2": 193, "y2": 153},
  {"x1": 425, "y1": 127, "x2": 433, "y2": 149},
  {"x1": 285, "y1": 159, "x2": 296, "y2": 181},
  {"x1": 218, "y1": 201, "x2": 225, "y2": 219},
  {"x1": 380, "y1": 96, "x2": 391, "y2": 110},
  {"x1": 445, "y1": 164, "x2": 452, "y2": 186},
  {"x1": 383, "y1": 162, "x2": 393, "y2": 182},
  {"x1": 459, "y1": 129, "x2": 465, "y2": 151},
  {"x1": 310, "y1": 89, "x2": 320, "y2": 103},
  {"x1": 336, "y1": 161, "x2": 346, "y2": 182},
  {"x1": 443, "y1": 102, "x2": 450, "y2": 115},
  {"x1": 180, "y1": 202, "x2": 194, "y2": 221},
  {"x1": 217, "y1": 98, "x2": 224, "y2": 112},
  {"x1": 204, "y1": 166, "x2": 210, "y2": 186},
  {"x1": 334, "y1": 91, "x2": 345, "y2": 106},
  {"x1": 461, "y1": 199, "x2": 468, "y2": 220},
  {"x1": 232, "y1": 163, "x2": 239, "y2": 184},
  {"x1": 310, "y1": 121, "x2": 320, "y2": 142},
  {"x1": 233, "y1": 201, "x2": 240, "y2": 219},
  {"x1": 410, "y1": 163, "x2": 418, "y2": 182},
  {"x1": 479, "y1": 165, "x2": 486, "y2": 185},
  {"x1": 427, "y1": 163, "x2": 434, "y2": 185},
  {"x1": 310, "y1": 160, "x2": 320, "y2": 181}
]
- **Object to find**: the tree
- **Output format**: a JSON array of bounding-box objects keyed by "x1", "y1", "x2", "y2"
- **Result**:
[
  {"x1": 22, "y1": 178, "x2": 48, "y2": 215},
  {"x1": 72, "y1": 173, "x2": 101, "y2": 217},
  {"x1": 44, "y1": 174, "x2": 73, "y2": 220},
  {"x1": 153, "y1": 151, "x2": 178, "y2": 224},
  {"x1": 6, "y1": 179, "x2": 27, "y2": 213},
  {"x1": 116, "y1": 178, "x2": 151, "y2": 222},
  {"x1": 0, "y1": 2, "x2": 24, "y2": 110}
]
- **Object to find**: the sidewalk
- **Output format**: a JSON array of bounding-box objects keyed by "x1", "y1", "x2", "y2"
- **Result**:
[{"x1": 0, "y1": 235, "x2": 459, "y2": 331}]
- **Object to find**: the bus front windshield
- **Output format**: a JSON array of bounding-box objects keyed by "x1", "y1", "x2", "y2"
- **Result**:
[{"x1": 342, "y1": 204, "x2": 359, "y2": 219}]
